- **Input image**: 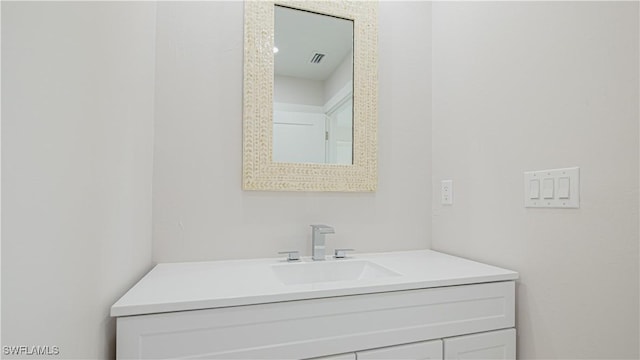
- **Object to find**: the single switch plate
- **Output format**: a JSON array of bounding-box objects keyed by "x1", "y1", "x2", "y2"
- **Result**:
[
  {"x1": 441, "y1": 180, "x2": 453, "y2": 205},
  {"x1": 524, "y1": 167, "x2": 579, "y2": 208}
]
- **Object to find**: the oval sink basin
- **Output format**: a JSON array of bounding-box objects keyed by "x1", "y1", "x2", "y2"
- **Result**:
[{"x1": 271, "y1": 260, "x2": 401, "y2": 285}]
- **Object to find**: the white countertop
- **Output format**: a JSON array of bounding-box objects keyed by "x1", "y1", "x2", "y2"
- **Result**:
[{"x1": 111, "y1": 249, "x2": 518, "y2": 317}]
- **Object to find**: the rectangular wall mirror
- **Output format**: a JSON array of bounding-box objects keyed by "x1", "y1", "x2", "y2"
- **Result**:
[{"x1": 243, "y1": 1, "x2": 378, "y2": 191}]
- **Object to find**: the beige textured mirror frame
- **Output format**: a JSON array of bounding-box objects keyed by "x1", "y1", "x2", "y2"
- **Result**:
[{"x1": 243, "y1": 0, "x2": 378, "y2": 192}]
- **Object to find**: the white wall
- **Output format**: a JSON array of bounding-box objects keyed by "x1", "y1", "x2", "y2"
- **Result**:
[
  {"x1": 431, "y1": 2, "x2": 639, "y2": 358},
  {"x1": 275, "y1": 51, "x2": 352, "y2": 108},
  {"x1": 325, "y1": 49, "x2": 353, "y2": 104},
  {"x1": 152, "y1": 1, "x2": 432, "y2": 262},
  {"x1": 274, "y1": 75, "x2": 325, "y2": 106},
  {"x1": 1, "y1": 2, "x2": 156, "y2": 358}
]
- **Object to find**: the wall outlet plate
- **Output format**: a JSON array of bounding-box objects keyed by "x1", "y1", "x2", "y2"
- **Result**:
[{"x1": 441, "y1": 180, "x2": 453, "y2": 205}]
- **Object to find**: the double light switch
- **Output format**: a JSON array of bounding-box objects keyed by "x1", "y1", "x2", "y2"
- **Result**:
[{"x1": 524, "y1": 167, "x2": 579, "y2": 208}]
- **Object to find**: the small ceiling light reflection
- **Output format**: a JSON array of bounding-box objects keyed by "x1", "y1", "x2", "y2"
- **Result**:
[{"x1": 273, "y1": 46, "x2": 279, "y2": 54}]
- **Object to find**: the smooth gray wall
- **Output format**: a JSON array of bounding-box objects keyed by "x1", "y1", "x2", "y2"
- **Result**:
[
  {"x1": 274, "y1": 75, "x2": 325, "y2": 106},
  {"x1": 431, "y1": 2, "x2": 639, "y2": 358},
  {"x1": 2, "y1": 2, "x2": 156, "y2": 358},
  {"x1": 152, "y1": 1, "x2": 433, "y2": 262},
  {"x1": 324, "y1": 49, "x2": 353, "y2": 104}
]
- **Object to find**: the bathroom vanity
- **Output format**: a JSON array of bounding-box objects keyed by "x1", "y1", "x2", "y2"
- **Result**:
[{"x1": 111, "y1": 250, "x2": 518, "y2": 359}]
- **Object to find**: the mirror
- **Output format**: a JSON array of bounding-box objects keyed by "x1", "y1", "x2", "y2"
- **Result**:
[
  {"x1": 243, "y1": 1, "x2": 378, "y2": 192},
  {"x1": 273, "y1": 6, "x2": 353, "y2": 165}
]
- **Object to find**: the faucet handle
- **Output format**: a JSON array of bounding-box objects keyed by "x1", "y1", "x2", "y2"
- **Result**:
[
  {"x1": 278, "y1": 251, "x2": 300, "y2": 262},
  {"x1": 334, "y1": 248, "x2": 355, "y2": 259}
]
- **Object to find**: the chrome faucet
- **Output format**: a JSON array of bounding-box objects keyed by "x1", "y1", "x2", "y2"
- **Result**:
[{"x1": 311, "y1": 224, "x2": 334, "y2": 261}]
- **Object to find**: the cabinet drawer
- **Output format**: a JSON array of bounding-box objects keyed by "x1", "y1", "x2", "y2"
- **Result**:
[
  {"x1": 117, "y1": 281, "x2": 515, "y2": 359},
  {"x1": 444, "y1": 328, "x2": 516, "y2": 360},
  {"x1": 358, "y1": 340, "x2": 443, "y2": 360},
  {"x1": 308, "y1": 354, "x2": 356, "y2": 360}
]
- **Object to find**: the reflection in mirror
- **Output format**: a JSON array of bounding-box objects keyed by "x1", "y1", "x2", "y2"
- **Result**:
[{"x1": 273, "y1": 6, "x2": 354, "y2": 164}]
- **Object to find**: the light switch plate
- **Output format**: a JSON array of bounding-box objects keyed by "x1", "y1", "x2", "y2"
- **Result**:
[{"x1": 524, "y1": 167, "x2": 579, "y2": 208}]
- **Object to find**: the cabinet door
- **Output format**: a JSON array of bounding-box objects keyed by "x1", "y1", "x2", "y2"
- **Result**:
[
  {"x1": 357, "y1": 340, "x2": 443, "y2": 360},
  {"x1": 444, "y1": 328, "x2": 515, "y2": 360}
]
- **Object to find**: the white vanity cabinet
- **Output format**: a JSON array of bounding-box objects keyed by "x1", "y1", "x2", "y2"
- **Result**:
[
  {"x1": 357, "y1": 339, "x2": 443, "y2": 359},
  {"x1": 115, "y1": 281, "x2": 516, "y2": 359},
  {"x1": 112, "y1": 250, "x2": 519, "y2": 360}
]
